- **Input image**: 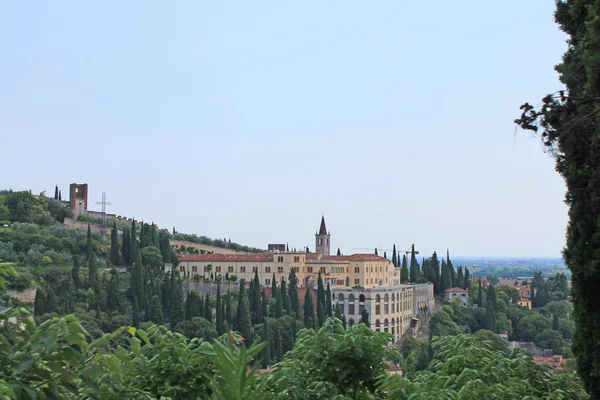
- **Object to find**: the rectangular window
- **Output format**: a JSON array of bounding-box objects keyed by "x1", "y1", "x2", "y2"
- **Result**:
[
  {"x1": 295, "y1": 267, "x2": 300, "y2": 273},
  {"x1": 253, "y1": 266, "x2": 258, "y2": 273},
  {"x1": 240, "y1": 266, "x2": 246, "y2": 273},
  {"x1": 228, "y1": 266, "x2": 234, "y2": 272},
  {"x1": 265, "y1": 266, "x2": 271, "y2": 273},
  {"x1": 216, "y1": 266, "x2": 221, "y2": 273},
  {"x1": 278, "y1": 266, "x2": 283, "y2": 273},
  {"x1": 204, "y1": 266, "x2": 208, "y2": 272},
  {"x1": 355, "y1": 267, "x2": 360, "y2": 273},
  {"x1": 294, "y1": 256, "x2": 299, "y2": 263},
  {"x1": 265, "y1": 278, "x2": 271, "y2": 286},
  {"x1": 354, "y1": 278, "x2": 359, "y2": 285},
  {"x1": 320, "y1": 267, "x2": 326, "y2": 274},
  {"x1": 277, "y1": 256, "x2": 284, "y2": 262},
  {"x1": 180, "y1": 266, "x2": 185, "y2": 271}
]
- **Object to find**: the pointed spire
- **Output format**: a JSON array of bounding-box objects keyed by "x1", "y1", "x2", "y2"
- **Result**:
[{"x1": 318, "y1": 215, "x2": 328, "y2": 235}]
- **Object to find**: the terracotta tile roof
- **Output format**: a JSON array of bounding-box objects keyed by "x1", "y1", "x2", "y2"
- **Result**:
[
  {"x1": 179, "y1": 253, "x2": 273, "y2": 262},
  {"x1": 519, "y1": 298, "x2": 531, "y2": 302},
  {"x1": 445, "y1": 287, "x2": 468, "y2": 293},
  {"x1": 533, "y1": 356, "x2": 563, "y2": 370}
]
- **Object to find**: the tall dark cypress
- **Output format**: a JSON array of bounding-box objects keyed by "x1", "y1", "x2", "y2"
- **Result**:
[
  {"x1": 110, "y1": 221, "x2": 120, "y2": 266},
  {"x1": 251, "y1": 272, "x2": 262, "y2": 323},
  {"x1": 484, "y1": 285, "x2": 497, "y2": 333},
  {"x1": 121, "y1": 230, "x2": 129, "y2": 266},
  {"x1": 391, "y1": 244, "x2": 397, "y2": 267},
  {"x1": 261, "y1": 319, "x2": 271, "y2": 368},
  {"x1": 216, "y1": 284, "x2": 223, "y2": 334},
  {"x1": 457, "y1": 266, "x2": 464, "y2": 289},
  {"x1": 337, "y1": 248, "x2": 341, "y2": 256},
  {"x1": 271, "y1": 273, "x2": 277, "y2": 299},
  {"x1": 204, "y1": 293, "x2": 212, "y2": 323},
  {"x1": 54, "y1": 185, "x2": 59, "y2": 200},
  {"x1": 410, "y1": 246, "x2": 420, "y2": 283},
  {"x1": 478, "y1": 277, "x2": 483, "y2": 307},
  {"x1": 303, "y1": 288, "x2": 315, "y2": 329},
  {"x1": 131, "y1": 250, "x2": 144, "y2": 308},
  {"x1": 236, "y1": 280, "x2": 246, "y2": 329},
  {"x1": 326, "y1": 282, "x2": 333, "y2": 318},
  {"x1": 133, "y1": 296, "x2": 140, "y2": 328},
  {"x1": 464, "y1": 267, "x2": 470, "y2": 289},
  {"x1": 375, "y1": 248, "x2": 378, "y2": 255},
  {"x1": 401, "y1": 254, "x2": 409, "y2": 283},
  {"x1": 430, "y1": 251, "x2": 440, "y2": 294},
  {"x1": 88, "y1": 257, "x2": 99, "y2": 294},
  {"x1": 288, "y1": 269, "x2": 300, "y2": 320},
  {"x1": 316, "y1": 271, "x2": 326, "y2": 327},
  {"x1": 238, "y1": 292, "x2": 252, "y2": 341},
  {"x1": 130, "y1": 220, "x2": 137, "y2": 262},
  {"x1": 280, "y1": 277, "x2": 290, "y2": 315},
  {"x1": 86, "y1": 224, "x2": 93, "y2": 262},
  {"x1": 226, "y1": 290, "x2": 233, "y2": 327},
  {"x1": 275, "y1": 287, "x2": 283, "y2": 318},
  {"x1": 170, "y1": 277, "x2": 185, "y2": 327},
  {"x1": 150, "y1": 295, "x2": 164, "y2": 324},
  {"x1": 71, "y1": 255, "x2": 80, "y2": 289}
]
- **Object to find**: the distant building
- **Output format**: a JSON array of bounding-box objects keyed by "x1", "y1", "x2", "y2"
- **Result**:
[
  {"x1": 533, "y1": 355, "x2": 564, "y2": 371},
  {"x1": 444, "y1": 287, "x2": 468, "y2": 306},
  {"x1": 518, "y1": 298, "x2": 532, "y2": 309},
  {"x1": 69, "y1": 183, "x2": 88, "y2": 216},
  {"x1": 268, "y1": 244, "x2": 286, "y2": 252},
  {"x1": 177, "y1": 215, "x2": 435, "y2": 342}
]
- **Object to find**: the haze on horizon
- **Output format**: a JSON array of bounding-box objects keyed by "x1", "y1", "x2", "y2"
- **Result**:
[{"x1": 0, "y1": 1, "x2": 568, "y2": 258}]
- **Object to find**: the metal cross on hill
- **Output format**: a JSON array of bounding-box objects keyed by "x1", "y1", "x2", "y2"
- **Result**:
[{"x1": 95, "y1": 192, "x2": 112, "y2": 228}]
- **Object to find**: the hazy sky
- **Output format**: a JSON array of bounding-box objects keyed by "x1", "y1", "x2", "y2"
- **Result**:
[{"x1": 0, "y1": 1, "x2": 568, "y2": 257}]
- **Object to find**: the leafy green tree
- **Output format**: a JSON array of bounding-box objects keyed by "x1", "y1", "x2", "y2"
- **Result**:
[
  {"x1": 226, "y1": 290, "x2": 233, "y2": 327},
  {"x1": 303, "y1": 288, "x2": 315, "y2": 329},
  {"x1": 478, "y1": 277, "x2": 484, "y2": 307},
  {"x1": 410, "y1": 246, "x2": 421, "y2": 284},
  {"x1": 337, "y1": 248, "x2": 341, "y2": 256},
  {"x1": 185, "y1": 289, "x2": 202, "y2": 320},
  {"x1": 141, "y1": 246, "x2": 163, "y2": 274},
  {"x1": 110, "y1": 221, "x2": 120, "y2": 266},
  {"x1": 464, "y1": 267, "x2": 470, "y2": 289},
  {"x1": 33, "y1": 286, "x2": 46, "y2": 315},
  {"x1": 131, "y1": 250, "x2": 144, "y2": 308},
  {"x1": 274, "y1": 286, "x2": 283, "y2": 318},
  {"x1": 121, "y1": 229, "x2": 130, "y2": 266},
  {"x1": 170, "y1": 278, "x2": 185, "y2": 327},
  {"x1": 260, "y1": 320, "x2": 271, "y2": 368},
  {"x1": 106, "y1": 271, "x2": 121, "y2": 312},
  {"x1": 130, "y1": 220, "x2": 137, "y2": 262},
  {"x1": 87, "y1": 257, "x2": 99, "y2": 294},
  {"x1": 288, "y1": 268, "x2": 300, "y2": 319},
  {"x1": 316, "y1": 271, "x2": 326, "y2": 327},
  {"x1": 158, "y1": 230, "x2": 172, "y2": 264},
  {"x1": 401, "y1": 254, "x2": 409, "y2": 283}
]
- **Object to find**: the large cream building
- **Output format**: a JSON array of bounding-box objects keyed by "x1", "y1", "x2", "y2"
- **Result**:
[{"x1": 177, "y1": 216, "x2": 434, "y2": 341}]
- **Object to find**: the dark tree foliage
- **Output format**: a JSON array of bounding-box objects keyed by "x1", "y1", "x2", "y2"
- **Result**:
[
  {"x1": 317, "y1": 271, "x2": 326, "y2": 327},
  {"x1": 326, "y1": 282, "x2": 333, "y2": 318},
  {"x1": 391, "y1": 244, "x2": 397, "y2": 267},
  {"x1": 457, "y1": 266, "x2": 464, "y2": 290},
  {"x1": 337, "y1": 248, "x2": 341, "y2": 256},
  {"x1": 484, "y1": 285, "x2": 497, "y2": 333},
  {"x1": 238, "y1": 292, "x2": 252, "y2": 341},
  {"x1": 280, "y1": 277, "x2": 290, "y2": 315},
  {"x1": 130, "y1": 220, "x2": 137, "y2": 263},
  {"x1": 515, "y1": 1, "x2": 600, "y2": 394},
  {"x1": 149, "y1": 295, "x2": 164, "y2": 325},
  {"x1": 303, "y1": 288, "x2": 315, "y2": 329},
  {"x1": 110, "y1": 221, "x2": 120, "y2": 266},
  {"x1": 288, "y1": 268, "x2": 300, "y2": 320},
  {"x1": 360, "y1": 308, "x2": 369, "y2": 326},
  {"x1": 71, "y1": 255, "x2": 80, "y2": 289},
  {"x1": 86, "y1": 224, "x2": 93, "y2": 262},
  {"x1": 204, "y1": 293, "x2": 212, "y2": 323},
  {"x1": 401, "y1": 254, "x2": 409, "y2": 283},
  {"x1": 132, "y1": 296, "x2": 140, "y2": 328},
  {"x1": 131, "y1": 250, "x2": 144, "y2": 308},
  {"x1": 464, "y1": 267, "x2": 471, "y2": 289},
  {"x1": 429, "y1": 252, "x2": 440, "y2": 294},
  {"x1": 410, "y1": 246, "x2": 420, "y2": 283}
]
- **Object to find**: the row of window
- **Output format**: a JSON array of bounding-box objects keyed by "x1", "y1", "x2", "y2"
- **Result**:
[{"x1": 183, "y1": 265, "x2": 301, "y2": 274}]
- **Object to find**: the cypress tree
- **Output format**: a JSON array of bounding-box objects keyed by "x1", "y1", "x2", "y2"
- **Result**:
[
  {"x1": 198, "y1": 293, "x2": 205, "y2": 319},
  {"x1": 261, "y1": 290, "x2": 268, "y2": 321},
  {"x1": 133, "y1": 296, "x2": 140, "y2": 328},
  {"x1": 280, "y1": 277, "x2": 290, "y2": 315},
  {"x1": 86, "y1": 224, "x2": 93, "y2": 262},
  {"x1": 131, "y1": 250, "x2": 144, "y2": 308},
  {"x1": 252, "y1": 272, "x2": 262, "y2": 323},
  {"x1": 33, "y1": 287, "x2": 46, "y2": 316},
  {"x1": 384, "y1": 251, "x2": 387, "y2": 259},
  {"x1": 360, "y1": 308, "x2": 369, "y2": 326},
  {"x1": 170, "y1": 278, "x2": 185, "y2": 327},
  {"x1": 326, "y1": 282, "x2": 333, "y2": 317},
  {"x1": 226, "y1": 290, "x2": 233, "y2": 327},
  {"x1": 303, "y1": 288, "x2": 315, "y2": 329},
  {"x1": 106, "y1": 272, "x2": 120, "y2": 312},
  {"x1": 430, "y1": 252, "x2": 441, "y2": 294},
  {"x1": 337, "y1": 248, "x2": 341, "y2": 256},
  {"x1": 130, "y1": 220, "x2": 137, "y2": 262},
  {"x1": 275, "y1": 287, "x2": 283, "y2": 318},
  {"x1": 238, "y1": 292, "x2": 252, "y2": 340},
  {"x1": 401, "y1": 254, "x2": 409, "y2": 283},
  {"x1": 410, "y1": 246, "x2": 420, "y2": 283},
  {"x1": 457, "y1": 266, "x2": 464, "y2": 289},
  {"x1": 553, "y1": 314, "x2": 560, "y2": 331},
  {"x1": 316, "y1": 271, "x2": 326, "y2": 326},
  {"x1": 478, "y1": 277, "x2": 484, "y2": 307},
  {"x1": 150, "y1": 295, "x2": 164, "y2": 324},
  {"x1": 185, "y1": 290, "x2": 201, "y2": 320},
  {"x1": 441, "y1": 259, "x2": 452, "y2": 292},
  {"x1": 236, "y1": 279, "x2": 246, "y2": 329},
  {"x1": 139, "y1": 221, "x2": 146, "y2": 250},
  {"x1": 71, "y1": 255, "x2": 80, "y2": 289},
  {"x1": 110, "y1": 221, "x2": 120, "y2": 266},
  {"x1": 392, "y1": 244, "x2": 397, "y2": 267},
  {"x1": 334, "y1": 303, "x2": 342, "y2": 319},
  {"x1": 271, "y1": 273, "x2": 277, "y2": 299},
  {"x1": 122, "y1": 230, "x2": 130, "y2": 266},
  {"x1": 216, "y1": 284, "x2": 224, "y2": 334},
  {"x1": 464, "y1": 268, "x2": 470, "y2": 289},
  {"x1": 341, "y1": 314, "x2": 347, "y2": 329},
  {"x1": 88, "y1": 257, "x2": 99, "y2": 293},
  {"x1": 484, "y1": 285, "x2": 497, "y2": 333},
  {"x1": 159, "y1": 231, "x2": 171, "y2": 264},
  {"x1": 54, "y1": 185, "x2": 59, "y2": 200},
  {"x1": 288, "y1": 268, "x2": 300, "y2": 319},
  {"x1": 375, "y1": 248, "x2": 378, "y2": 255},
  {"x1": 261, "y1": 320, "x2": 271, "y2": 368},
  {"x1": 348, "y1": 318, "x2": 355, "y2": 327},
  {"x1": 204, "y1": 293, "x2": 212, "y2": 323},
  {"x1": 58, "y1": 190, "x2": 62, "y2": 201},
  {"x1": 150, "y1": 223, "x2": 158, "y2": 248}
]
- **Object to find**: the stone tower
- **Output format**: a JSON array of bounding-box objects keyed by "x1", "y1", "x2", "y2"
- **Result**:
[
  {"x1": 69, "y1": 183, "x2": 88, "y2": 217},
  {"x1": 315, "y1": 215, "x2": 331, "y2": 255}
]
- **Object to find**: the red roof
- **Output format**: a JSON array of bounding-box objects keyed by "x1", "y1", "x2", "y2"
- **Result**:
[
  {"x1": 179, "y1": 254, "x2": 273, "y2": 262},
  {"x1": 533, "y1": 356, "x2": 563, "y2": 370},
  {"x1": 445, "y1": 287, "x2": 468, "y2": 293}
]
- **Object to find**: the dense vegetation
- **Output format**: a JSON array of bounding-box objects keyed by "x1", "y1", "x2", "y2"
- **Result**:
[
  {"x1": 515, "y1": 0, "x2": 600, "y2": 395},
  {"x1": 0, "y1": 310, "x2": 587, "y2": 399}
]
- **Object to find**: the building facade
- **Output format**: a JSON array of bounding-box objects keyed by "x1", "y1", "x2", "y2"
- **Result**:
[
  {"x1": 444, "y1": 287, "x2": 468, "y2": 306},
  {"x1": 177, "y1": 216, "x2": 434, "y2": 341}
]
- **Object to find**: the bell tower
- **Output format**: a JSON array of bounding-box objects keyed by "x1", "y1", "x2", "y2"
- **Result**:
[{"x1": 315, "y1": 215, "x2": 331, "y2": 255}]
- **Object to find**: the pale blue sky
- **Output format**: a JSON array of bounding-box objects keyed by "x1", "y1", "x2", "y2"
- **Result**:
[{"x1": 0, "y1": 1, "x2": 568, "y2": 257}]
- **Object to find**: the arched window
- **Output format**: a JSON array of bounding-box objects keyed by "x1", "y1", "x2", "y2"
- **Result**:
[
  {"x1": 375, "y1": 294, "x2": 381, "y2": 315},
  {"x1": 345, "y1": 277, "x2": 350, "y2": 287},
  {"x1": 375, "y1": 319, "x2": 381, "y2": 332},
  {"x1": 391, "y1": 293, "x2": 395, "y2": 313},
  {"x1": 384, "y1": 294, "x2": 389, "y2": 314},
  {"x1": 349, "y1": 294, "x2": 355, "y2": 315},
  {"x1": 338, "y1": 294, "x2": 345, "y2": 315},
  {"x1": 384, "y1": 318, "x2": 389, "y2": 333},
  {"x1": 359, "y1": 294, "x2": 366, "y2": 313}
]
